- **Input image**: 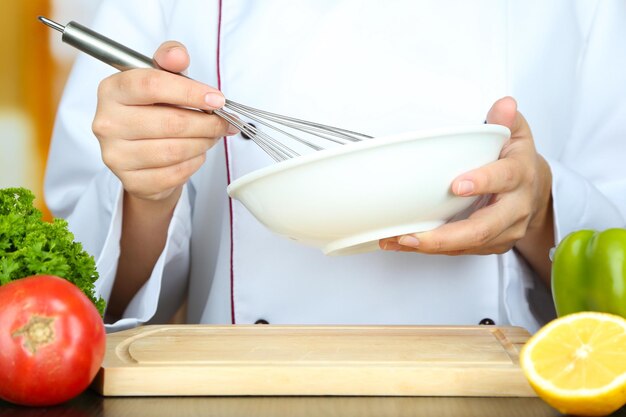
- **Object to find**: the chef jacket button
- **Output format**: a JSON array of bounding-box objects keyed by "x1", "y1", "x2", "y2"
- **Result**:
[
  {"x1": 255, "y1": 319, "x2": 269, "y2": 325},
  {"x1": 479, "y1": 318, "x2": 495, "y2": 325},
  {"x1": 241, "y1": 123, "x2": 256, "y2": 140}
]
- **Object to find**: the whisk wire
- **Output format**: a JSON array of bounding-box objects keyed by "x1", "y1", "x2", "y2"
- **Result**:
[
  {"x1": 217, "y1": 99, "x2": 373, "y2": 162},
  {"x1": 226, "y1": 102, "x2": 324, "y2": 152},
  {"x1": 214, "y1": 108, "x2": 297, "y2": 161},
  {"x1": 227, "y1": 100, "x2": 372, "y2": 143}
]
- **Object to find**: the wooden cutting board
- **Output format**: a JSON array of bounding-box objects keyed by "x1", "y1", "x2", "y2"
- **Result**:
[{"x1": 92, "y1": 325, "x2": 536, "y2": 397}]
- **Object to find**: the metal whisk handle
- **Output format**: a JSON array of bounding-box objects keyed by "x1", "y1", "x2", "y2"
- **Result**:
[
  {"x1": 39, "y1": 16, "x2": 372, "y2": 162},
  {"x1": 39, "y1": 17, "x2": 157, "y2": 72},
  {"x1": 38, "y1": 17, "x2": 236, "y2": 121}
]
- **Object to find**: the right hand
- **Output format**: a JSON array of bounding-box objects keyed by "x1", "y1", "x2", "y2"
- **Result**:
[{"x1": 92, "y1": 41, "x2": 237, "y2": 201}]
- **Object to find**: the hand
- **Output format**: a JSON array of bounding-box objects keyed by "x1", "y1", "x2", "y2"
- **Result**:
[
  {"x1": 379, "y1": 97, "x2": 553, "y2": 277},
  {"x1": 92, "y1": 41, "x2": 237, "y2": 202}
]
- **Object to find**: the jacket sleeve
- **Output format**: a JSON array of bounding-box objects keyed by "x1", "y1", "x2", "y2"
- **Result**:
[
  {"x1": 549, "y1": 1, "x2": 626, "y2": 243},
  {"x1": 492, "y1": 0, "x2": 626, "y2": 333},
  {"x1": 44, "y1": 0, "x2": 191, "y2": 332}
]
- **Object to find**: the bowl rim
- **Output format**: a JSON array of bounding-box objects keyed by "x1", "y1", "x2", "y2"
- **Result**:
[{"x1": 227, "y1": 123, "x2": 510, "y2": 195}]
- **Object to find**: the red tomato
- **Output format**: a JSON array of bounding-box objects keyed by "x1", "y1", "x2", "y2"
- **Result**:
[{"x1": 0, "y1": 275, "x2": 106, "y2": 406}]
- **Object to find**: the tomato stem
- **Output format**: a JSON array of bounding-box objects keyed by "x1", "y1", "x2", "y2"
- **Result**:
[{"x1": 12, "y1": 316, "x2": 56, "y2": 354}]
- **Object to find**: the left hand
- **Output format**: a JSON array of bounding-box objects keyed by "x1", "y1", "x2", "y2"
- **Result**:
[{"x1": 380, "y1": 96, "x2": 553, "y2": 257}]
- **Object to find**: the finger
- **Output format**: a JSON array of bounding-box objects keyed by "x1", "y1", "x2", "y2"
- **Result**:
[
  {"x1": 103, "y1": 137, "x2": 218, "y2": 171},
  {"x1": 396, "y1": 203, "x2": 513, "y2": 253},
  {"x1": 100, "y1": 105, "x2": 235, "y2": 140},
  {"x1": 486, "y1": 96, "x2": 532, "y2": 141},
  {"x1": 100, "y1": 68, "x2": 225, "y2": 109},
  {"x1": 451, "y1": 158, "x2": 524, "y2": 197},
  {"x1": 381, "y1": 237, "x2": 503, "y2": 255},
  {"x1": 379, "y1": 238, "x2": 401, "y2": 251},
  {"x1": 121, "y1": 153, "x2": 206, "y2": 198},
  {"x1": 379, "y1": 239, "x2": 420, "y2": 252},
  {"x1": 381, "y1": 234, "x2": 516, "y2": 255},
  {"x1": 434, "y1": 222, "x2": 528, "y2": 256},
  {"x1": 153, "y1": 41, "x2": 190, "y2": 73}
]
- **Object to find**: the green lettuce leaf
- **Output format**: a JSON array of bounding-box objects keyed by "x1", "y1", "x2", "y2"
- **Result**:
[{"x1": 0, "y1": 187, "x2": 105, "y2": 315}]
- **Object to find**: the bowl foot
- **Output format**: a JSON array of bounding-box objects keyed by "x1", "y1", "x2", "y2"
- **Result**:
[{"x1": 323, "y1": 221, "x2": 445, "y2": 256}]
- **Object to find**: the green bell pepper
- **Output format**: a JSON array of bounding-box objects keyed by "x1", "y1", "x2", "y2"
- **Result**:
[{"x1": 552, "y1": 228, "x2": 626, "y2": 318}]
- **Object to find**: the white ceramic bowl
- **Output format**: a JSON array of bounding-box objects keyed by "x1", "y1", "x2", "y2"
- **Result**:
[{"x1": 227, "y1": 124, "x2": 510, "y2": 256}]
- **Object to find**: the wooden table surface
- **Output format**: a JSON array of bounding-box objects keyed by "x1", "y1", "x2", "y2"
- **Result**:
[{"x1": 1, "y1": 390, "x2": 625, "y2": 417}]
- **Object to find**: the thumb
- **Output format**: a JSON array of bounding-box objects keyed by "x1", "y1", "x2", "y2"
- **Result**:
[
  {"x1": 486, "y1": 96, "x2": 531, "y2": 139},
  {"x1": 153, "y1": 41, "x2": 191, "y2": 74},
  {"x1": 480, "y1": 97, "x2": 531, "y2": 139},
  {"x1": 486, "y1": 96, "x2": 517, "y2": 128}
]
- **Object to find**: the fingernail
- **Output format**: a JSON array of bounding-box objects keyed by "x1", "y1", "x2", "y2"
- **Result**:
[
  {"x1": 456, "y1": 180, "x2": 474, "y2": 196},
  {"x1": 227, "y1": 124, "x2": 240, "y2": 135},
  {"x1": 205, "y1": 93, "x2": 225, "y2": 109},
  {"x1": 398, "y1": 236, "x2": 420, "y2": 247},
  {"x1": 166, "y1": 46, "x2": 184, "y2": 56},
  {"x1": 387, "y1": 243, "x2": 403, "y2": 251},
  {"x1": 381, "y1": 240, "x2": 400, "y2": 251}
]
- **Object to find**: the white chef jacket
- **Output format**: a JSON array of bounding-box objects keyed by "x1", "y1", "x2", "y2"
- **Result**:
[{"x1": 45, "y1": 0, "x2": 626, "y2": 333}]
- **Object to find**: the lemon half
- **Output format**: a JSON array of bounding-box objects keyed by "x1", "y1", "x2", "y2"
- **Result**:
[{"x1": 520, "y1": 312, "x2": 626, "y2": 416}]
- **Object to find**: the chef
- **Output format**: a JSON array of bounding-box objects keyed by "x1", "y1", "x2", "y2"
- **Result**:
[{"x1": 45, "y1": 0, "x2": 626, "y2": 333}]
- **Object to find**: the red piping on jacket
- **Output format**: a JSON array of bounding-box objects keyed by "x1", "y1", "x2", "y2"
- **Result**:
[{"x1": 216, "y1": 0, "x2": 236, "y2": 324}]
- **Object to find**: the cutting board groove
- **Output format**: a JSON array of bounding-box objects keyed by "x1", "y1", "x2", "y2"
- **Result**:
[{"x1": 93, "y1": 325, "x2": 535, "y2": 397}]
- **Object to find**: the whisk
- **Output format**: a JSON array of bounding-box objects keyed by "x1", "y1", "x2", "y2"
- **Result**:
[{"x1": 39, "y1": 17, "x2": 373, "y2": 162}]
